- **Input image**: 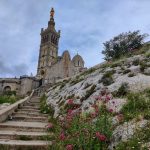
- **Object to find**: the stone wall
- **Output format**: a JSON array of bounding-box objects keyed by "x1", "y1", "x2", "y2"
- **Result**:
[
  {"x1": 0, "y1": 78, "x2": 20, "y2": 95},
  {"x1": 0, "y1": 77, "x2": 39, "y2": 96}
]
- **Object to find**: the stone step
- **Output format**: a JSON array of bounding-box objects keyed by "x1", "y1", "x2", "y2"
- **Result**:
[
  {"x1": 12, "y1": 115, "x2": 48, "y2": 122},
  {"x1": 23, "y1": 103, "x2": 40, "y2": 107},
  {"x1": 0, "y1": 130, "x2": 49, "y2": 140},
  {"x1": 0, "y1": 121, "x2": 47, "y2": 132},
  {"x1": 13, "y1": 112, "x2": 47, "y2": 118},
  {"x1": 16, "y1": 108, "x2": 40, "y2": 113},
  {"x1": 29, "y1": 99, "x2": 40, "y2": 102},
  {"x1": 0, "y1": 139, "x2": 51, "y2": 150},
  {"x1": 22, "y1": 105, "x2": 40, "y2": 110}
]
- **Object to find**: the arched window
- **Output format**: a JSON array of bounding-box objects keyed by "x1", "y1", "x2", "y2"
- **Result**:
[{"x1": 78, "y1": 61, "x2": 80, "y2": 66}]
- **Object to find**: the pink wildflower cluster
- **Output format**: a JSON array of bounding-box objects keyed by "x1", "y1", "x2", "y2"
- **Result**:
[
  {"x1": 46, "y1": 123, "x2": 53, "y2": 129},
  {"x1": 66, "y1": 144, "x2": 73, "y2": 150},
  {"x1": 59, "y1": 132, "x2": 66, "y2": 141},
  {"x1": 95, "y1": 132, "x2": 107, "y2": 141},
  {"x1": 67, "y1": 99, "x2": 74, "y2": 105},
  {"x1": 94, "y1": 88, "x2": 113, "y2": 103}
]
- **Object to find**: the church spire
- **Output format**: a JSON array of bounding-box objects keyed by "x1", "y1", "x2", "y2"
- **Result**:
[{"x1": 48, "y1": 8, "x2": 55, "y2": 29}]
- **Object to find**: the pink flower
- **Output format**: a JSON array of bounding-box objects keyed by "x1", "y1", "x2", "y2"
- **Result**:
[
  {"x1": 92, "y1": 104, "x2": 99, "y2": 112},
  {"x1": 59, "y1": 132, "x2": 66, "y2": 141},
  {"x1": 67, "y1": 99, "x2": 74, "y2": 105},
  {"x1": 66, "y1": 144, "x2": 73, "y2": 150},
  {"x1": 94, "y1": 96, "x2": 102, "y2": 100},
  {"x1": 95, "y1": 132, "x2": 107, "y2": 141},
  {"x1": 105, "y1": 95, "x2": 111, "y2": 102},
  {"x1": 90, "y1": 112, "x2": 97, "y2": 118},
  {"x1": 108, "y1": 109, "x2": 113, "y2": 113},
  {"x1": 46, "y1": 123, "x2": 53, "y2": 129},
  {"x1": 67, "y1": 109, "x2": 73, "y2": 115}
]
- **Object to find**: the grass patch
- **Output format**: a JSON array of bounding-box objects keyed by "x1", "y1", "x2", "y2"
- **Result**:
[
  {"x1": 70, "y1": 77, "x2": 84, "y2": 85},
  {"x1": 120, "y1": 92, "x2": 150, "y2": 122}
]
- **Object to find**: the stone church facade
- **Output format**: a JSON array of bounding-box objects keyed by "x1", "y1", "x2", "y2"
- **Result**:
[
  {"x1": 0, "y1": 8, "x2": 86, "y2": 96},
  {"x1": 36, "y1": 8, "x2": 86, "y2": 84}
]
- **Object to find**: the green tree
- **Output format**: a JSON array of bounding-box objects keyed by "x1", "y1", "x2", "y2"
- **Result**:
[{"x1": 102, "y1": 30, "x2": 148, "y2": 60}]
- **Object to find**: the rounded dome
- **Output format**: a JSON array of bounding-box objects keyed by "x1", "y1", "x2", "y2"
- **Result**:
[{"x1": 72, "y1": 54, "x2": 84, "y2": 67}]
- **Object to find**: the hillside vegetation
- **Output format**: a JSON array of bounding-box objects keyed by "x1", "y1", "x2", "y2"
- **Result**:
[{"x1": 44, "y1": 43, "x2": 150, "y2": 149}]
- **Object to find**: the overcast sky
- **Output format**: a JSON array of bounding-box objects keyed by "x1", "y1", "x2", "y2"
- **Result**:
[{"x1": 0, "y1": 0, "x2": 150, "y2": 77}]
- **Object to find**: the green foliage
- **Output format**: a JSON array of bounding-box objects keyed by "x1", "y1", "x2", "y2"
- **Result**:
[
  {"x1": 3, "y1": 90, "x2": 16, "y2": 96},
  {"x1": 121, "y1": 92, "x2": 150, "y2": 122},
  {"x1": 70, "y1": 77, "x2": 84, "y2": 85},
  {"x1": 115, "y1": 82, "x2": 129, "y2": 97},
  {"x1": 102, "y1": 30, "x2": 147, "y2": 60},
  {"x1": 100, "y1": 70, "x2": 115, "y2": 86},
  {"x1": 81, "y1": 85, "x2": 96, "y2": 101},
  {"x1": 0, "y1": 95, "x2": 17, "y2": 104},
  {"x1": 123, "y1": 69, "x2": 131, "y2": 74},
  {"x1": 40, "y1": 94, "x2": 54, "y2": 115},
  {"x1": 140, "y1": 61, "x2": 147, "y2": 72},
  {"x1": 145, "y1": 52, "x2": 150, "y2": 58},
  {"x1": 80, "y1": 68, "x2": 97, "y2": 76},
  {"x1": 17, "y1": 135, "x2": 32, "y2": 141},
  {"x1": 50, "y1": 105, "x2": 113, "y2": 150},
  {"x1": 128, "y1": 72, "x2": 136, "y2": 77},
  {"x1": 132, "y1": 59, "x2": 140, "y2": 66},
  {"x1": 116, "y1": 122, "x2": 150, "y2": 150}
]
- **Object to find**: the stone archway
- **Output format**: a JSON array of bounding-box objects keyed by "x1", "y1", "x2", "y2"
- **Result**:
[{"x1": 3, "y1": 86, "x2": 11, "y2": 92}]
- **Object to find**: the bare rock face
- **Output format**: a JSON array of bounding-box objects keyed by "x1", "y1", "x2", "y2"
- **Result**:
[
  {"x1": 109, "y1": 120, "x2": 148, "y2": 150},
  {"x1": 144, "y1": 67, "x2": 150, "y2": 75}
]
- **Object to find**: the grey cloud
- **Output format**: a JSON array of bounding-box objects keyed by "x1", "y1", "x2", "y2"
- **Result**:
[
  {"x1": 0, "y1": 59, "x2": 28, "y2": 77},
  {"x1": 0, "y1": 0, "x2": 150, "y2": 76}
]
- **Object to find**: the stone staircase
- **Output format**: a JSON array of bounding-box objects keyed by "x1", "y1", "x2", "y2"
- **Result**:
[{"x1": 0, "y1": 96, "x2": 51, "y2": 150}]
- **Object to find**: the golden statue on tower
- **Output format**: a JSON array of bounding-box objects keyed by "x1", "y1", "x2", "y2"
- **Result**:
[{"x1": 50, "y1": 8, "x2": 54, "y2": 18}]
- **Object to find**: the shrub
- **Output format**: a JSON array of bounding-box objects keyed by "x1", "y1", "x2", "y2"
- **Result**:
[
  {"x1": 115, "y1": 82, "x2": 129, "y2": 97},
  {"x1": 140, "y1": 61, "x2": 147, "y2": 72},
  {"x1": 123, "y1": 69, "x2": 131, "y2": 74},
  {"x1": 0, "y1": 95, "x2": 17, "y2": 104},
  {"x1": 100, "y1": 70, "x2": 115, "y2": 86},
  {"x1": 102, "y1": 30, "x2": 147, "y2": 60},
  {"x1": 128, "y1": 72, "x2": 136, "y2": 77},
  {"x1": 40, "y1": 94, "x2": 54, "y2": 116},
  {"x1": 132, "y1": 59, "x2": 140, "y2": 66},
  {"x1": 81, "y1": 85, "x2": 96, "y2": 101}
]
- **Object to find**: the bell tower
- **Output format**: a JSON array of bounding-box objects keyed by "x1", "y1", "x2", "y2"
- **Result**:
[{"x1": 37, "y1": 8, "x2": 60, "y2": 79}]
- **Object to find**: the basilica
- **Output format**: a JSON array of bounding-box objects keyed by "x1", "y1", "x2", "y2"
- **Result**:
[{"x1": 0, "y1": 8, "x2": 86, "y2": 95}]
